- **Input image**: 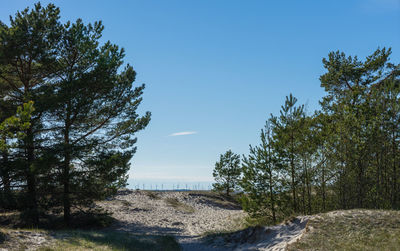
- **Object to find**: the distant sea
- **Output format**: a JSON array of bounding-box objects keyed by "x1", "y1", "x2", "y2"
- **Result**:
[{"x1": 127, "y1": 179, "x2": 214, "y2": 191}]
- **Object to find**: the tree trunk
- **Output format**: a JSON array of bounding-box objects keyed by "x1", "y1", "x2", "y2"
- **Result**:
[
  {"x1": 306, "y1": 168, "x2": 312, "y2": 214},
  {"x1": 63, "y1": 111, "x2": 71, "y2": 225},
  {"x1": 269, "y1": 177, "x2": 276, "y2": 223},
  {"x1": 357, "y1": 158, "x2": 364, "y2": 208},
  {"x1": 26, "y1": 126, "x2": 38, "y2": 225},
  {"x1": 63, "y1": 152, "x2": 71, "y2": 224},
  {"x1": 1, "y1": 150, "x2": 13, "y2": 208},
  {"x1": 340, "y1": 160, "x2": 347, "y2": 209},
  {"x1": 290, "y1": 132, "x2": 297, "y2": 212},
  {"x1": 392, "y1": 129, "x2": 398, "y2": 209},
  {"x1": 322, "y1": 161, "x2": 326, "y2": 211},
  {"x1": 302, "y1": 163, "x2": 306, "y2": 214},
  {"x1": 267, "y1": 142, "x2": 276, "y2": 223},
  {"x1": 291, "y1": 163, "x2": 297, "y2": 212}
]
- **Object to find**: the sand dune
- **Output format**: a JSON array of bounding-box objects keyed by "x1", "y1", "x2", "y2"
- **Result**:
[{"x1": 98, "y1": 190, "x2": 311, "y2": 251}]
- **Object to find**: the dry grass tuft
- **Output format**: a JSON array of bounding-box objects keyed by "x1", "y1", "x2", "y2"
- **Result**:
[
  {"x1": 164, "y1": 198, "x2": 195, "y2": 214},
  {"x1": 287, "y1": 209, "x2": 400, "y2": 251},
  {"x1": 145, "y1": 191, "x2": 161, "y2": 200}
]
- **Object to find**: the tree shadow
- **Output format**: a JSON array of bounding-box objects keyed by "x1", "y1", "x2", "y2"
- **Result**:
[
  {"x1": 50, "y1": 229, "x2": 181, "y2": 251},
  {"x1": 110, "y1": 219, "x2": 184, "y2": 235},
  {"x1": 116, "y1": 189, "x2": 134, "y2": 196}
]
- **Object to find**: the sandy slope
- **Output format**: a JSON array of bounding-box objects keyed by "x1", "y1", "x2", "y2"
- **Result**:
[
  {"x1": 0, "y1": 190, "x2": 311, "y2": 250},
  {"x1": 223, "y1": 217, "x2": 311, "y2": 251},
  {"x1": 98, "y1": 190, "x2": 311, "y2": 251}
]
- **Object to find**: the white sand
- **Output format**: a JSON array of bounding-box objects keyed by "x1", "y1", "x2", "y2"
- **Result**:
[{"x1": 98, "y1": 190, "x2": 245, "y2": 236}]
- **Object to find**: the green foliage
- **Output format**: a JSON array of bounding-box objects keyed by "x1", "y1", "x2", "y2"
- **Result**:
[
  {"x1": 212, "y1": 150, "x2": 241, "y2": 196},
  {"x1": 270, "y1": 94, "x2": 306, "y2": 213},
  {"x1": 241, "y1": 121, "x2": 281, "y2": 222},
  {"x1": 0, "y1": 101, "x2": 34, "y2": 209},
  {"x1": 0, "y1": 101, "x2": 34, "y2": 151},
  {"x1": 319, "y1": 47, "x2": 400, "y2": 209}
]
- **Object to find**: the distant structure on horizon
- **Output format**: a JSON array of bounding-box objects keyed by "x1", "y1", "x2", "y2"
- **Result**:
[{"x1": 129, "y1": 182, "x2": 213, "y2": 191}]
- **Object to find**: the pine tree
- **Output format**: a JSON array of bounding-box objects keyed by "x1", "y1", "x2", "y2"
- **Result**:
[
  {"x1": 270, "y1": 94, "x2": 305, "y2": 213},
  {"x1": 212, "y1": 150, "x2": 241, "y2": 196},
  {"x1": 0, "y1": 3, "x2": 151, "y2": 225},
  {"x1": 0, "y1": 102, "x2": 33, "y2": 208},
  {"x1": 0, "y1": 3, "x2": 62, "y2": 224},
  {"x1": 44, "y1": 14, "x2": 151, "y2": 225},
  {"x1": 241, "y1": 120, "x2": 280, "y2": 223},
  {"x1": 319, "y1": 47, "x2": 399, "y2": 209},
  {"x1": 228, "y1": 48, "x2": 399, "y2": 220}
]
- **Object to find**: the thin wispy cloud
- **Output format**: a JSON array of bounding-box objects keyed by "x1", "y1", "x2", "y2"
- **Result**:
[{"x1": 169, "y1": 131, "x2": 198, "y2": 137}]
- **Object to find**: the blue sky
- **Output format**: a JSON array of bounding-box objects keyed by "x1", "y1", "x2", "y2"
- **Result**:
[{"x1": 2, "y1": 0, "x2": 399, "y2": 189}]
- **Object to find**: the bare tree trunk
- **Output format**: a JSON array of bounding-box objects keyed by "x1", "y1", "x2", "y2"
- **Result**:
[
  {"x1": 267, "y1": 141, "x2": 276, "y2": 223},
  {"x1": 1, "y1": 150, "x2": 13, "y2": 208},
  {"x1": 306, "y1": 162, "x2": 312, "y2": 214},
  {"x1": 302, "y1": 162, "x2": 306, "y2": 215},
  {"x1": 322, "y1": 161, "x2": 326, "y2": 211},
  {"x1": 26, "y1": 126, "x2": 38, "y2": 225},
  {"x1": 290, "y1": 132, "x2": 297, "y2": 212},
  {"x1": 392, "y1": 129, "x2": 398, "y2": 209},
  {"x1": 63, "y1": 105, "x2": 72, "y2": 225}
]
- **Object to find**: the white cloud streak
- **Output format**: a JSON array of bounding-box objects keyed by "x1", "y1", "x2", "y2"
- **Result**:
[{"x1": 169, "y1": 131, "x2": 198, "y2": 136}]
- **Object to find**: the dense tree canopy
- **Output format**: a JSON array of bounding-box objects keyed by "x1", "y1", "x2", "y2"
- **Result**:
[
  {"x1": 0, "y1": 3, "x2": 150, "y2": 225},
  {"x1": 234, "y1": 47, "x2": 399, "y2": 223}
]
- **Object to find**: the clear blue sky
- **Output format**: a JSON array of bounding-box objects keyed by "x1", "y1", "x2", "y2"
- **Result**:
[{"x1": 2, "y1": 0, "x2": 400, "y2": 189}]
